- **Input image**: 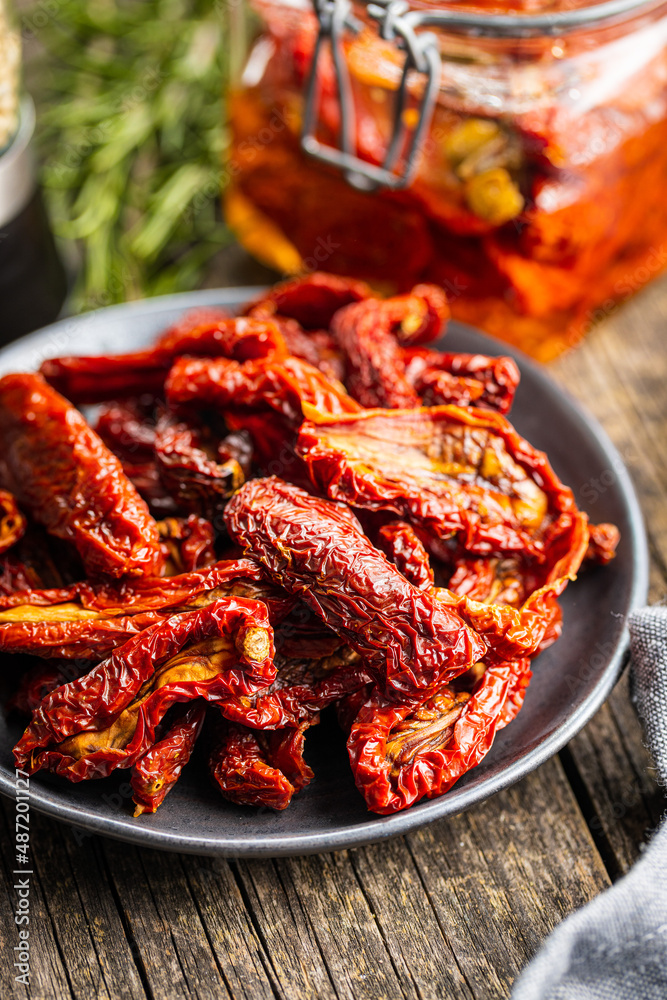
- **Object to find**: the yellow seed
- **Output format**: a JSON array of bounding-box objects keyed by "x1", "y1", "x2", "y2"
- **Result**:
[
  {"x1": 464, "y1": 168, "x2": 524, "y2": 225},
  {"x1": 444, "y1": 118, "x2": 501, "y2": 167}
]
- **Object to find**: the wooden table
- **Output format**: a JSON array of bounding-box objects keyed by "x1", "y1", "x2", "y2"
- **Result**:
[{"x1": 2, "y1": 262, "x2": 666, "y2": 1000}]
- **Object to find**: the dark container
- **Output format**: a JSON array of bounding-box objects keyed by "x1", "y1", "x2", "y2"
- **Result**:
[{"x1": 0, "y1": 98, "x2": 67, "y2": 343}]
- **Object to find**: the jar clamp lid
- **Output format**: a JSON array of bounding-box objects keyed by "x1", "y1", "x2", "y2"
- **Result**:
[{"x1": 300, "y1": 0, "x2": 667, "y2": 192}]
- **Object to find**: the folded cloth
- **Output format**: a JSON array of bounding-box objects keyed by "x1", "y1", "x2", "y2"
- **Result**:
[{"x1": 511, "y1": 606, "x2": 667, "y2": 1000}]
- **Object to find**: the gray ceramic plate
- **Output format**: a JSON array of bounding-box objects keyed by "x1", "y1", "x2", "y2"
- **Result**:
[{"x1": 0, "y1": 288, "x2": 649, "y2": 857}]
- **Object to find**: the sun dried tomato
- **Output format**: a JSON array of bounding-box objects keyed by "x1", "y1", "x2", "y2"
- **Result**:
[
  {"x1": 0, "y1": 560, "x2": 292, "y2": 660},
  {"x1": 40, "y1": 312, "x2": 287, "y2": 403},
  {"x1": 243, "y1": 272, "x2": 371, "y2": 330},
  {"x1": 586, "y1": 522, "x2": 621, "y2": 564},
  {"x1": 0, "y1": 557, "x2": 264, "y2": 611},
  {"x1": 0, "y1": 374, "x2": 164, "y2": 579},
  {"x1": 297, "y1": 405, "x2": 588, "y2": 566},
  {"x1": 132, "y1": 702, "x2": 207, "y2": 815},
  {"x1": 224, "y1": 477, "x2": 487, "y2": 701},
  {"x1": 403, "y1": 350, "x2": 520, "y2": 414},
  {"x1": 209, "y1": 719, "x2": 313, "y2": 811},
  {"x1": 345, "y1": 658, "x2": 531, "y2": 813},
  {"x1": 446, "y1": 555, "x2": 527, "y2": 607},
  {"x1": 330, "y1": 298, "x2": 420, "y2": 409},
  {"x1": 0, "y1": 490, "x2": 26, "y2": 556},
  {"x1": 377, "y1": 521, "x2": 434, "y2": 591},
  {"x1": 166, "y1": 354, "x2": 361, "y2": 428},
  {"x1": 13, "y1": 598, "x2": 275, "y2": 779}
]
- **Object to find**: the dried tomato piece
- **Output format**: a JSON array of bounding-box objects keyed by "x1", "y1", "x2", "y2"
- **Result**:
[
  {"x1": 371, "y1": 285, "x2": 450, "y2": 348},
  {"x1": 443, "y1": 552, "x2": 564, "y2": 656},
  {"x1": 40, "y1": 312, "x2": 287, "y2": 404},
  {"x1": 132, "y1": 702, "x2": 207, "y2": 815},
  {"x1": 154, "y1": 413, "x2": 247, "y2": 517},
  {"x1": 434, "y1": 583, "x2": 566, "y2": 664},
  {"x1": 209, "y1": 719, "x2": 313, "y2": 811},
  {"x1": 446, "y1": 555, "x2": 526, "y2": 607},
  {"x1": 244, "y1": 272, "x2": 371, "y2": 329},
  {"x1": 219, "y1": 640, "x2": 369, "y2": 730},
  {"x1": 0, "y1": 608, "x2": 178, "y2": 661},
  {"x1": 377, "y1": 521, "x2": 434, "y2": 591},
  {"x1": 0, "y1": 490, "x2": 26, "y2": 556},
  {"x1": 0, "y1": 557, "x2": 263, "y2": 613},
  {"x1": 345, "y1": 658, "x2": 530, "y2": 814},
  {"x1": 297, "y1": 405, "x2": 588, "y2": 565},
  {"x1": 157, "y1": 515, "x2": 216, "y2": 573},
  {"x1": 7, "y1": 658, "x2": 93, "y2": 715},
  {"x1": 0, "y1": 560, "x2": 292, "y2": 660},
  {"x1": 224, "y1": 477, "x2": 486, "y2": 700},
  {"x1": 166, "y1": 355, "x2": 361, "y2": 429},
  {"x1": 586, "y1": 522, "x2": 621, "y2": 565},
  {"x1": 0, "y1": 555, "x2": 42, "y2": 598},
  {"x1": 330, "y1": 298, "x2": 420, "y2": 409},
  {"x1": 95, "y1": 399, "x2": 158, "y2": 463},
  {"x1": 0, "y1": 374, "x2": 164, "y2": 580},
  {"x1": 156, "y1": 314, "x2": 287, "y2": 363},
  {"x1": 403, "y1": 350, "x2": 520, "y2": 415},
  {"x1": 13, "y1": 598, "x2": 275, "y2": 779}
]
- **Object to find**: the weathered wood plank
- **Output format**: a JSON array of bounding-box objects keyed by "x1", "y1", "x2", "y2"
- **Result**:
[
  {"x1": 23, "y1": 815, "x2": 146, "y2": 1000},
  {"x1": 251, "y1": 851, "x2": 409, "y2": 1000},
  {"x1": 101, "y1": 839, "x2": 233, "y2": 1000},
  {"x1": 560, "y1": 678, "x2": 664, "y2": 878},
  {"x1": 192, "y1": 856, "x2": 338, "y2": 1000},
  {"x1": 347, "y1": 838, "x2": 475, "y2": 1000},
  {"x1": 187, "y1": 757, "x2": 608, "y2": 1000},
  {"x1": 179, "y1": 855, "x2": 280, "y2": 1000},
  {"x1": 0, "y1": 799, "x2": 74, "y2": 1000},
  {"x1": 548, "y1": 275, "x2": 667, "y2": 875},
  {"x1": 405, "y1": 756, "x2": 610, "y2": 999}
]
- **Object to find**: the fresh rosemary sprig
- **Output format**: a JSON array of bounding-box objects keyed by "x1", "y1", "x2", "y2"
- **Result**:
[{"x1": 23, "y1": 0, "x2": 230, "y2": 312}]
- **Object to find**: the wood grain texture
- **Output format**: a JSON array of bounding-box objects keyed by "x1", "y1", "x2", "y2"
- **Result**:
[
  {"x1": 1, "y1": 256, "x2": 666, "y2": 999},
  {"x1": 0, "y1": 758, "x2": 610, "y2": 1000},
  {"x1": 550, "y1": 277, "x2": 667, "y2": 877}
]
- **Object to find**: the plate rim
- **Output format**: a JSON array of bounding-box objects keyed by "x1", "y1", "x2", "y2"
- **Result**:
[{"x1": 0, "y1": 287, "x2": 650, "y2": 857}]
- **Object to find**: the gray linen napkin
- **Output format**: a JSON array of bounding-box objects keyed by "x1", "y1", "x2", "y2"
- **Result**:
[{"x1": 511, "y1": 606, "x2": 667, "y2": 1000}]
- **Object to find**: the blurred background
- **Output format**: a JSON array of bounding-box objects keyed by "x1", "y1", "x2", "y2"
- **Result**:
[
  {"x1": 11, "y1": 0, "x2": 272, "y2": 317},
  {"x1": 5, "y1": 0, "x2": 667, "y2": 359}
]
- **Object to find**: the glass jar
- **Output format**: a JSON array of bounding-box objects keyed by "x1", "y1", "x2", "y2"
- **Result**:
[
  {"x1": 226, "y1": 0, "x2": 667, "y2": 360},
  {"x1": 0, "y1": 0, "x2": 21, "y2": 153}
]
